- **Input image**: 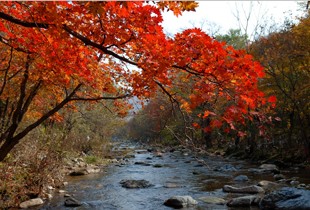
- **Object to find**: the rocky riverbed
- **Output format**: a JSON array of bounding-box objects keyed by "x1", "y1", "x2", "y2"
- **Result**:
[{"x1": 35, "y1": 142, "x2": 310, "y2": 210}]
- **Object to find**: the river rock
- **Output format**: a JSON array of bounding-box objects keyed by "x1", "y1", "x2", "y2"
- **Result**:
[
  {"x1": 290, "y1": 180, "x2": 300, "y2": 186},
  {"x1": 134, "y1": 161, "x2": 151, "y2": 166},
  {"x1": 164, "y1": 183, "x2": 181, "y2": 188},
  {"x1": 147, "y1": 148, "x2": 154, "y2": 152},
  {"x1": 298, "y1": 184, "x2": 307, "y2": 189},
  {"x1": 258, "y1": 180, "x2": 282, "y2": 191},
  {"x1": 124, "y1": 154, "x2": 135, "y2": 159},
  {"x1": 86, "y1": 165, "x2": 100, "y2": 174},
  {"x1": 164, "y1": 196, "x2": 198, "y2": 208},
  {"x1": 260, "y1": 187, "x2": 310, "y2": 210},
  {"x1": 259, "y1": 164, "x2": 279, "y2": 173},
  {"x1": 137, "y1": 150, "x2": 148, "y2": 154},
  {"x1": 274, "y1": 174, "x2": 285, "y2": 181},
  {"x1": 109, "y1": 158, "x2": 118, "y2": 163},
  {"x1": 192, "y1": 171, "x2": 200, "y2": 175},
  {"x1": 20, "y1": 198, "x2": 44, "y2": 209},
  {"x1": 120, "y1": 179, "x2": 153, "y2": 188},
  {"x1": 199, "y1": 196, "x2": 226, "y2": 205},
  {"x1": 153, "y1": 164, "x2": 163, "y2": 168},
  {"x1": 248, "y1": 168, "x2": 266, "y2": 174},
  {"x1": 214, "y1": 164, "x2": 237, "y2": 172},
  {"x1": 169, "y1": 148, "x2": 176, "y2": 153},
  {"x1": 223, "y1": 185, "x2": 264, "y2": 194},
  {"x1": 234, "y1": 175, "x2": 249, "y2": 182},
  {"x1": 154, "y1": 152, "x2": 163, "y2": 157},
  {"x1": 64, "y1": 197, "x2": 82, "y2": 207},
  {"x1": 69, "y1": 168, "x2": 88, "y2": 176},
  {"x1": 227, "y1": 195, "x2": 261, "y2": 207}
]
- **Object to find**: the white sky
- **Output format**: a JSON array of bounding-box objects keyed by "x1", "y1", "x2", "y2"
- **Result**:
[{"x1": 161, "y1": 1, "x2": 305, "y2": 37}]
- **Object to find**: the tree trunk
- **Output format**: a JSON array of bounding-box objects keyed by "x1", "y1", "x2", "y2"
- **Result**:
[
  {"x1": 0, "y1": 138, "x2": 18, "y2": 161},
  {"x1": 202, "y1": 118, "x2": 211, "y2": 148}
]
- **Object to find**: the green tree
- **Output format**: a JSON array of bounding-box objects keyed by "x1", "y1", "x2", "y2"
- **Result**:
[{"x1": 216, "y1": 29, "x2": 248, "y2": 49}]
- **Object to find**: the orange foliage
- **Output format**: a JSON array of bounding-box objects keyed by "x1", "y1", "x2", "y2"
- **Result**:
[{"x1": 0, "y1": 1, "x2": 273, "y2": 141}]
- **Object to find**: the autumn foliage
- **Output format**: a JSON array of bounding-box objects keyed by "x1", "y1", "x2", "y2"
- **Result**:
[{"x1": 0, "y1": 2, "x2": 273, "y2": 161}]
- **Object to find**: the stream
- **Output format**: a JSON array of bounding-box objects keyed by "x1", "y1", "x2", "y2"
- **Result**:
[{"x1": 42, "y1": 142, "x2": 310, "y2": 210}]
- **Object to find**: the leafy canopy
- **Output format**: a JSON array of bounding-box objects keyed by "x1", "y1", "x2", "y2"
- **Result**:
[{"x1": 0, "y1": 1, "x2": 274, "y2": 160}]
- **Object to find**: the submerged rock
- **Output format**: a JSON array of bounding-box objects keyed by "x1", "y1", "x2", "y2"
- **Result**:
[
  {"x1": 153, "y1": 164, "x2": 163, "y2": 168},
  {"x1": 214, "y1": 164, "x2": 237, "y2": 172},
  {"x1": 120, "y1": 179, "x2": 153, "y2": 188},
  {"x1": 234, "y1": 175, "x2": 249, "y2": 182},
  {"x1": 192, "y1": 171, "x2": 200, "y2": 175},
  {"x1": 223, "y1": 185, "x2": 264, "y2": 194},
  {"x1": 199, "y1": 196, "x2": 226, "y2": 205},
  {"x1": 227, "y1": 195, "x2": 261, "y2": 207},
  {"x1": 164, "y1": 183, "x2": 181, "y2": 188},
  {"x1": 134, "y1": 161, "x2": 151, "y2": 166},
  {"x1": 20, "y1": 198, "x2": 44, "y2": 209},
  {"x1": 64, "y1": 197, "x2": 82, "y2": 207},
  {"x1": 164, "y1": 196, "x2": 198, "y2": 208},
  {"x1": 260, "y1": 187, "x2": 310, "y2": 210}
]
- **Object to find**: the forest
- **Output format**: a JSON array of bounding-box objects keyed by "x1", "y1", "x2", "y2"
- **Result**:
[{"x1": 0, "y1": 1, "x2": 309, "y2": 209}]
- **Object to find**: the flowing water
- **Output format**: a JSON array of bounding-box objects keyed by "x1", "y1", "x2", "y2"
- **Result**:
[{"x1": 42, "y1": 142, "x2": 310, "y2": 210}]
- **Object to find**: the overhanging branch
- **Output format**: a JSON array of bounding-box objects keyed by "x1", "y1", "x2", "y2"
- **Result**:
[
  {"x1": 0, "y1": 12, "x2": 138, "y2": 66},
  {"x1": 69, "y1": 93, "x2": 130, "y2": 101},
  {"x1": 0, "y1": 12, "x2": 48, "y2": 28}
]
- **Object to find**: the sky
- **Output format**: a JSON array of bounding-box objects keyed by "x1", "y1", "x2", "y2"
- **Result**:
[{"x1": 161, "y1": 1, "x2": 305, "y2": 37}]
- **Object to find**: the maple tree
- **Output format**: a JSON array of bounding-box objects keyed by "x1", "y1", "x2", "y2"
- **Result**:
[{"x1": 0, "y1": 1, "x2": 272, "y2": 161}]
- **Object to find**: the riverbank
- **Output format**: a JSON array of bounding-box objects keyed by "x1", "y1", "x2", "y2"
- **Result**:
[
  {"x1": 41, "y1": 141, "x2": 310, "y2": 209},
  {"x1": 2, "y1": 141, "x2": 310, "y2": 209}
]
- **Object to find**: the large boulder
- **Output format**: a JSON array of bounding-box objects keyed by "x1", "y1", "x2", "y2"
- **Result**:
[
  {"x1": 260, "y1": 187, "x2": 310, "y2": 210},
  {"x1": 120, "y1": 179, "x2": 153, "y2": 188},
  {"x1": 223, "y1": 185, "x2": 264, "y2": 194},
  {"x1": 20, "y1": 198, "x2": 44, "y2": 209},
  {"x1": 164, "y1": 196, "x2": 198, "y2": 208}
]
